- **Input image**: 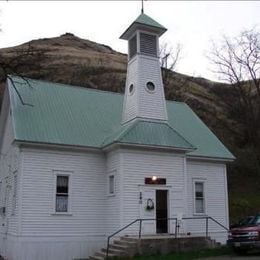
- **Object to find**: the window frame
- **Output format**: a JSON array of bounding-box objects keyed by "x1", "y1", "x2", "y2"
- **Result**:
[
  {"x1": 53, "y1": 171, "x2": 72, "y2": 215},
  {"x1": 193, "y1": 179, "x2": 206, "y2": 215},
  {"x1": 107, "y1": 171, "x2": 116, "y2": 196}
]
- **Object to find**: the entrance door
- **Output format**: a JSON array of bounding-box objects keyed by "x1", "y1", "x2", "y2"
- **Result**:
[
  {"x1": 156, "y1": 190, "x2": 168, "y2": 233},
  {"x1": 139, "y1": 187, "x2": 156, "y2": 234}
]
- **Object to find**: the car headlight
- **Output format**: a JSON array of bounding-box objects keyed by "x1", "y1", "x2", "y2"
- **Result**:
[{"x1": 248, "y1": 231, "x2": 259, "y2": 237}]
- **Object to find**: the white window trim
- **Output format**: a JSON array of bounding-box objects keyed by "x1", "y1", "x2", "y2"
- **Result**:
[
  {"x1": 107, "y1": 171, "x2": 116, "y2": 197},
  {"x1": 52, "y1": 171, "x2": 73, "y2": 216},
  {"x1": 192, "y1": 179, "x2": 206, "y2": 216}
]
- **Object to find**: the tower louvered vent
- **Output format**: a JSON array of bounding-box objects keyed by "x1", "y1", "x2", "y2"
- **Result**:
[
  {"x1": 140, "y1": 33, "x2": 157, "y2": 56},
  {"x1": 129, "y1": 35, "x2": 137, "y2": 59}
]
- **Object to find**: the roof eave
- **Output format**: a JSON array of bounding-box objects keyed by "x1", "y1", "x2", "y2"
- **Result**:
[
  {"x1": 102, "y1": 141, "x2": 195, "y2": 153},
  {"x1": 120, "y1": 22, "x2": 167, "y2": 40},
  {"x1": 14, "y1": 139, "x2": 102, "y2": 153},
  {"x1": 187, "y1": 154, "x2": 236, "y2": 163}
]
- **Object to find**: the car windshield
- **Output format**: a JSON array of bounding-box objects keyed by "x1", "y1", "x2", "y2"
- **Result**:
[
  {"x1": 238, "y1": 216, "x2": 254, "y2": 226},
  {"x1": 247, "y1": 214, "x2": 260, "y2": 225}
]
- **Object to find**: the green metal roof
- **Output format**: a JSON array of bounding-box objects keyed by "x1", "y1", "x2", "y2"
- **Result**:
[
  {"x1": 134, "y1": 13, "x2": 166, "y2": 30},
  {"x1": 8, "y1": 76, "x2": 235, "y2": 160},
  {"x1": 120, "y1": 13, "x2": 167, "y2": 39},
  {"x1": 102, "y1": 119, "x2": 195, "y2": 150}
]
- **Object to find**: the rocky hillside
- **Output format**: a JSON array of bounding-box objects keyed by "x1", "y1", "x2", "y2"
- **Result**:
[{"x1": 0, "y1": 33, "x2": 259, "y2": 223}]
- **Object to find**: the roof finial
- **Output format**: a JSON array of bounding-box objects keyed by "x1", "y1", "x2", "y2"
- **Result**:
[{"x1": 141, "y1": 0, "x2": 144, "y2": 14}]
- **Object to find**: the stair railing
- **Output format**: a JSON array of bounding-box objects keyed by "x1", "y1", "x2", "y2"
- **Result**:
[
  {"x1": 106, "y1": 216, "x2": 229, "y2": 258},
  {"x1": 106, "y1": 218, "x2": 141, "y2": 259}
]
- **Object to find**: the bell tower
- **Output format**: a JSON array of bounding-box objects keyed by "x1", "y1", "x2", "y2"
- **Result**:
[{"x1": 121, "y1": 13, "x2": 168, "y2": 124}]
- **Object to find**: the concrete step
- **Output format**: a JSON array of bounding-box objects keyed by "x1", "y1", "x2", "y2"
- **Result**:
[
  {"x1": 101, "y1": 247, "x2": 125, "y2": 255},
  {"x1": 109, "y1": 243, "x2": 130, "y2": 251},
  {"x1": 95, "y1": 251, "x2": 117, "y2": 258},
  {"x1": 120, "y1": 236, "x2": 139, "y2": 242},
  {"x1": 114, "y1": 239, "x2": 137, "y2": 247},
  {"x1": 89, "y1": 256, "x2": 104, "y2": 260}
]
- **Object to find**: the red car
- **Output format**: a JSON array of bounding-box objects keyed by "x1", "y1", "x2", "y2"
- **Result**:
[{"x1": 227, "y1": 214, "x2": 260, "y2": 253}]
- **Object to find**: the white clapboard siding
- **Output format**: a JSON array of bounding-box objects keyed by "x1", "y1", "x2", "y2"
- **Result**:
[
  {"x1": 20, "y1": 148, "x2": 106, "y2": 237},
  {"x1": 122, "y1": 57, "x2": 139, "y2": 123},
  {"x1": 137, "y1": 56, "x2": 167, "y2": 120},
  {"x1": 0, "y1": 109, "x2": 20, "y2": 238},
  {"x1": 120, "y1": 149, "x2": 185, "y2": 233},
  {"x1": 122, "y1": 55, "x2": 168, "y2": 123},
  {"x1": 186, "y1": 160, "x2": 229, "y2": 243},
  {"x1": 105, "y1": 150, "x2": 123, "y2": 235},
  {"x1": 1, "y1": 235, "x2": 106, "y2": 260}
]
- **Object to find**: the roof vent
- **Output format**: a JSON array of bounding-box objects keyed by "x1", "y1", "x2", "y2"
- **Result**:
[
  {"x1": 140, "y1": 33, "x2": 157, "y2": 56},
  {"x1": 129, "y1": 35, "x2": 137, "y2": 59}
]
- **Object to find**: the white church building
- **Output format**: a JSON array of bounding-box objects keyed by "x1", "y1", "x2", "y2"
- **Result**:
[{"x1": 0, "y1": 12, "x2": 234, "y2": 260}]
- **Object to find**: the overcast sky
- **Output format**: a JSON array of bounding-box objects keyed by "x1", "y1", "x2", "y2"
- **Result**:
[{"x1": 0, "y1": 1, "x2": 260, "y2": 81}]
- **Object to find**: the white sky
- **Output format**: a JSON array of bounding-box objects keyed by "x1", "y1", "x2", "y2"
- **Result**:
[{"x1": 0, "y1": 1, "x2": 260, "y2": 81}]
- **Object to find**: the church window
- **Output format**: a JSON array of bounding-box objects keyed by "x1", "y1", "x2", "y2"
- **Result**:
[
  {"x1": 193, "y1": 180, "x2": 205, "y2": 214},
  {"x1": 108, "y1": 173, "x2": 115, "y2": 195},
  {"x1": 56, "y1": 175, "x2": 69, "y2": 212}
]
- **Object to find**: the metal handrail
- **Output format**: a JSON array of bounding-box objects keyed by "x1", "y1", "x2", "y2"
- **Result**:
[
  {"x1": 106, "y1": 218, "x2": 178, "y2": 258},
  {"x1": 106, "y1": 216, "x2": 229, "y2": 258},
  {"x1": 106, "y1": 219, "x2": 140, "y2": 258},
  {"x1": 208, "y1": 216, "x2": 229, "y2": 231}
]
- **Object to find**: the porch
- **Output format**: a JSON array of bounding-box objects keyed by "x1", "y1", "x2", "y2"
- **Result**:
[{"x1": 88, "y1": 216, "x2": 229, "y2": 260}]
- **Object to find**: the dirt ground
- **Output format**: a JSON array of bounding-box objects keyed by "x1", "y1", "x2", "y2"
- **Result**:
[{"x1": 198, "y1": 254, "x2": 260, "y2": 260}]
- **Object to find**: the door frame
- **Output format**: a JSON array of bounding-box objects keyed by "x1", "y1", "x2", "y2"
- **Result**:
[
  {"x1": 139, "y1": 185, "x2": 172, "y2": 234},
  {"x1": 155, "y1": 189, "x2": 169, "y2": 234}
]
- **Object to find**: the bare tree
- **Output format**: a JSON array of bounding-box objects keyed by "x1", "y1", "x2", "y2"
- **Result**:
[
  {"x1": 209, "y1": 28, "x2": 260, "y2": 147},
  {"x1": 0, "y1": 43, "x2": 47, "y2": 106},
  {"x1": 160, "y1": 42, "x2": 182, "y2": 88},
  {"x1": 160, "y1": 42, "x2": 181, "y2": 71}
]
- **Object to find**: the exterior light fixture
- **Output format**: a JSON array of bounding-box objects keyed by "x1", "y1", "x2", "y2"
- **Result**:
[{"x1": 152, "y1": 176, "x2": 157, "y2": 181}]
